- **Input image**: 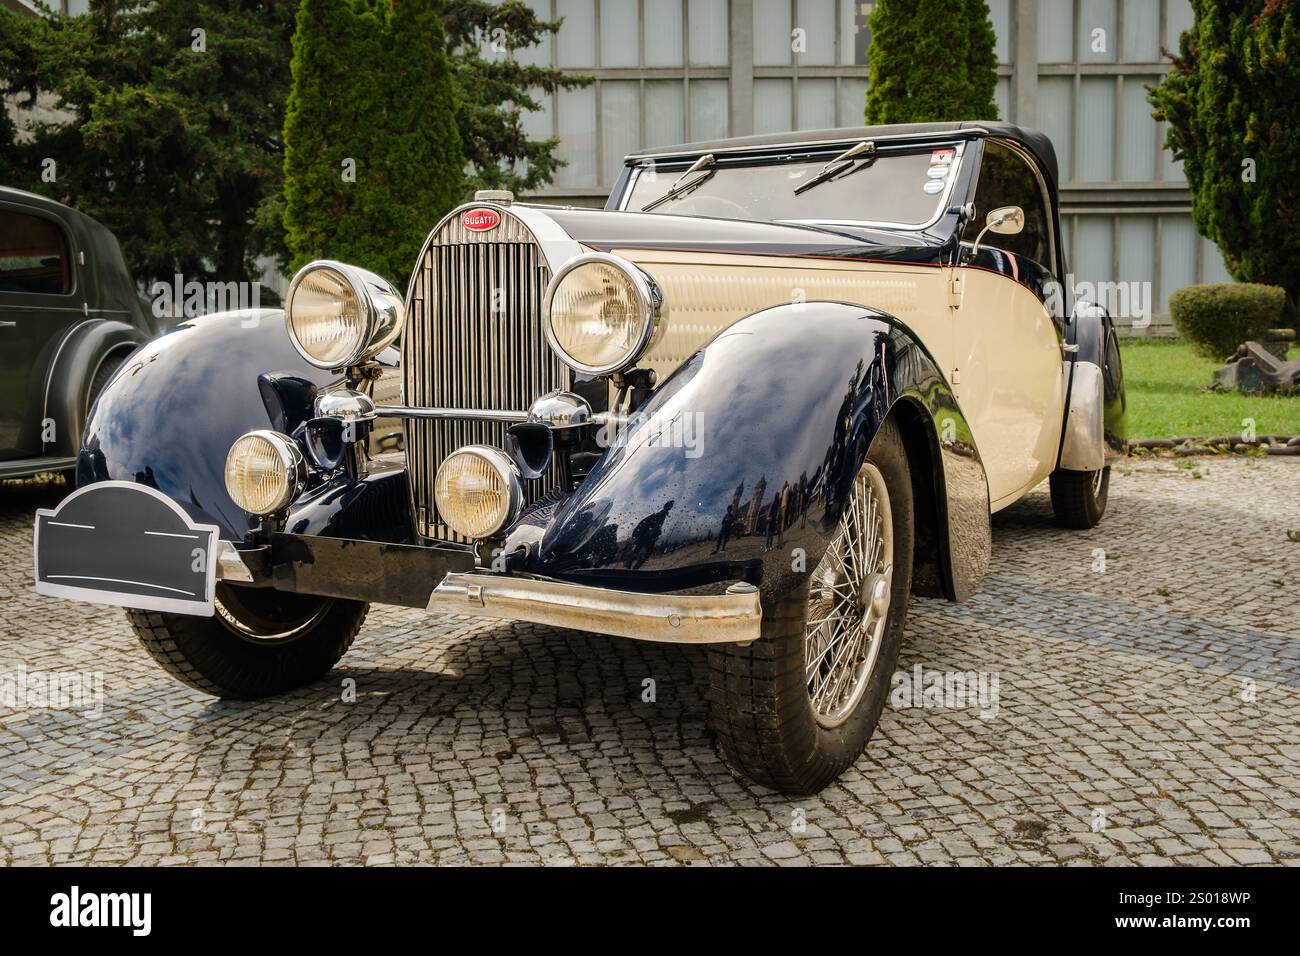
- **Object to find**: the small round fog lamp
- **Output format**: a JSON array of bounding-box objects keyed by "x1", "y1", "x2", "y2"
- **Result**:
[
  {"x1": 433, "y1": 446, "x2": 522, "y2": 539},
  {"x1": 224, "y1": 430, "x2": 305, "y2": 516}
]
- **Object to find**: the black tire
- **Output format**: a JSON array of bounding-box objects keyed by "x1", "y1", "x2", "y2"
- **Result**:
[
  {"x1": 127, "y1": 585, "x2": 367, "y2": 699},
  {"x1": 86, "y1": 353, "x2": 124, "y2": 410},
  {"x1": 1049, "y1": 465, "x2": 1109, "y2": 529},
  {"x1": 708, "y1": 417, "x2": 915, "y2": 795}
]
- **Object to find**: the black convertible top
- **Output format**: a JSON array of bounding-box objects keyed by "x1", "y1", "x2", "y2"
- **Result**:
[{"x1": 625, "y1": 121, "x2": 1060, "y2": 193}]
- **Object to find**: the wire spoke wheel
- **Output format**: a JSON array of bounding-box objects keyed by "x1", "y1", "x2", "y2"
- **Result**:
[{"x1": 804, "y1": 461, "x2": 894, "y2": 728}]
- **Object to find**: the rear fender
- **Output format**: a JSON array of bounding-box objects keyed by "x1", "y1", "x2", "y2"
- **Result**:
[
  {"x1": 27, "y1": 319, "x2": 145, "y2": 458},
  {"x1": 1061, "y1": 301, "x2": 1127, "y2": 469}
]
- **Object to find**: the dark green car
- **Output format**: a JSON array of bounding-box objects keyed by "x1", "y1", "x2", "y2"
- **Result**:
[{"x1": 0, "y1": 186, "x2": 154, "y2": 480}]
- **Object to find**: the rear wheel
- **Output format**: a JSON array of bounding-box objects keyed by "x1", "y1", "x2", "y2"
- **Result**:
[
  {"x1": 1049, "y1": 465, "x2": 1109, "y2": 529},
  {"x1": 708, "y1": 418, "x2": 914, "y2": 794},
  {"x1": 127, "y1": 585, "x2": 366, "y2": 699}
]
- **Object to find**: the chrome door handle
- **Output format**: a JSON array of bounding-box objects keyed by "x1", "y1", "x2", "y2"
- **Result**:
[{"x1": 0, "y1": 321, "x2": 16, "y2": 328}]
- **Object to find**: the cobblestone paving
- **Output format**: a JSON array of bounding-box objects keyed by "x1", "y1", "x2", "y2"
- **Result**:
[{"x1": 1, "y1": 457, "x2": 1298, "y2": 866}]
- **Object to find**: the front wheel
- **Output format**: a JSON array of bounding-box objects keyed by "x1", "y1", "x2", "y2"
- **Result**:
[
  {"x1": 707, "y1": 418, "x2": 914, "y2": 795},
  {"x1": 1049, "y1": 465, "x2": 1109, "y2": 529},
  {"x1": 127, "y1": 584, "x2": 367, "y2": 699}
]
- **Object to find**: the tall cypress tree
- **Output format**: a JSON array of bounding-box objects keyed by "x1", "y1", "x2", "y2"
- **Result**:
[
  {"x1": 1148, "y1": 0, "x2": 1300, "y2": 316},
  {"x1": 282, "y1": 0, "x2": 381, "y2": 277},
  {"x1": 283, "y1": 0, "x2": 464, "y2": 283},
  {"x1": 864, "y1": 0, "x2": 998, "y2": 124},
  {"x1": 370, "y1": 0, "x2": 465, "y2": 277}
]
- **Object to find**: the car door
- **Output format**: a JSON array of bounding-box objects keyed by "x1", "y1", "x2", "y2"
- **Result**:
[
  {"x1": 950, "y1": 139, "x2": 1066, "y2": 510},
  {"x1": 0, "y1": 201, "x2": 85, "y2": 459}
]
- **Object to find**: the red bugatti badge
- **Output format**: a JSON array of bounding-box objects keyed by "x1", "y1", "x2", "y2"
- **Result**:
[{"x1": 462, "y1": 208, "x2": 501, "y2": 231}]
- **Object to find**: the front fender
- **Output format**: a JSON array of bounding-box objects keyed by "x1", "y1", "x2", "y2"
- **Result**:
[
  {"x1": 528, "y1": 301, "x2": 992, "y2": 603},
  {"x1": 77, "y1": 309, "x2": 336, "y2": 539}
]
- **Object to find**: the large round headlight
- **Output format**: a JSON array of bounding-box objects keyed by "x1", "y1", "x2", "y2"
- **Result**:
[
  {"x1": 285, "y1": 260, "x2": 404, "y2": 369},
  {"x1": 225, "y1": 430, "x2": 305, "y2": 516},
  {"x1": 543, "y1": 253, "x2": 664, "y2": 375},
  {"x1": 434, "y1": 446, "x2": 522, "y2": 539}
]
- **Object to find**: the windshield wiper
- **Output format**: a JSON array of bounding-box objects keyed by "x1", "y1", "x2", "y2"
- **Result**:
[
  {"x1": 640, "y1": 153, "x2": 717, "y2": 212},
  {"x1": 793, "y1": 141, "x2": 877, "y2": 197}
]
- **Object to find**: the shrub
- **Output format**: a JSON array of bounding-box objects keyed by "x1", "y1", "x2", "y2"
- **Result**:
[{"x1": 1168, "y1": 283, "x2": 1286, "y2": 359}]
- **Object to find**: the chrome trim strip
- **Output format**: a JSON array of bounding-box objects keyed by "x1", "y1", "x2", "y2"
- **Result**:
[
  {"x1": 40, "y1": 318, "x2": 97, "y2": 450},
  {"x1": 376, "y1": 404, "x2": 529, "y2": 423},
  {"x1": 377, "y1": 403, "x2": 619, "y2": 427},
  {"x1": 427, "y1": 572, "x2": 762, "y2": 645}
]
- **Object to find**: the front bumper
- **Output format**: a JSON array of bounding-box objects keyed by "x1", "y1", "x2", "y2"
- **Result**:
[
  {"x1": 37, "y1": 480, "x2": 761, "y2": 644},
  {"x1": 220, "y1": 533, "x2": 762, "y2": 645}
]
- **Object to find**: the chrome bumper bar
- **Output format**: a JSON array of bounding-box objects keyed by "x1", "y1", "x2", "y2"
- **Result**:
[
  {"x1": 215, "y1": 541, "x2": 254, "y2": 582},
  {"x1": 427, "y1": 572, "x2": 762, "y2": 644},
  {"x1": 373, "y1": 402, "x2": 623, "y2": 428}
]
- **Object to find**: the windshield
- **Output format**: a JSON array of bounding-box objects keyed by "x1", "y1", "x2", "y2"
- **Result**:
[{"x1": 622, "y1": 144, "x2": 963, "y2": 227}]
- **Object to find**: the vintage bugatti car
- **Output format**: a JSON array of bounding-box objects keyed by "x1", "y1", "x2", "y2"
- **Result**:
[{"x1": 34, "y1": 121, "x2": 1125, "y2": 794}]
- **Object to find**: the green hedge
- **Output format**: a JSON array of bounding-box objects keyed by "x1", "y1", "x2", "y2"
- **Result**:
[{"x1": 1169, "y1": 283, "x2": 1287, "y2": 359}]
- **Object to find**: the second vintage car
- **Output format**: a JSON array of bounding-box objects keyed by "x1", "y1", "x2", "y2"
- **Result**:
[
  {"x1": 35, "y1": 121, "x2": 1125, "y2": 794},
  {"x1": 1, "y1": 187, "x2": 153, "y2": 482}
]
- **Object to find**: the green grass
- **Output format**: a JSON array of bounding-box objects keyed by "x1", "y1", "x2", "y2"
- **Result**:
[{"x1": 1120, "y1": 339, "x2": 1300, "y2": 440}]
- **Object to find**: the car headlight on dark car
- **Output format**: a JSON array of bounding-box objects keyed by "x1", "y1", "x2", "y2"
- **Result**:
[
  {"x1": 224, "y1": 430, "x2": 305, "y2": 516},
  {"x1": 285, "y1": 260, "x2": 404, "y2": 369},
  {"x1": 543, "y1": 253, "x2": 664, "y2": 375}
]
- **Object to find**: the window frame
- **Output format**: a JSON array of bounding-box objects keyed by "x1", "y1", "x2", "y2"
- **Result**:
[
  {"x1": 965, "y1": 138, "x2": 1061, "y2": 280},
  {"x1": 0, "y1": 202, "x2": 79, "y2": 301},
  {"x1": 617, "y1": 138, "x2": 971, "y2": 234}
]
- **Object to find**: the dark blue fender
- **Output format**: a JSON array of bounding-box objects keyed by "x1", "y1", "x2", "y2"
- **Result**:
[
  {"x1": 75, "y1": 308, "x2": 393, "y2": 541},
  {"x1": 526, "y1": 301, "x2": 992, "y2": 603}
]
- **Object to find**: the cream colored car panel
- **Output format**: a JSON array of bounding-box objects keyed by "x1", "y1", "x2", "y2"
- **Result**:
[
  {"x1": 608, "y1": 249, "x2": 955, "y2": 386},
  {"x1": 949, "y1": 265, "x2": 1065, "y2": 510},
  {"x1": 598, "y1": 247, "x2": 1065, "y2": 515}
]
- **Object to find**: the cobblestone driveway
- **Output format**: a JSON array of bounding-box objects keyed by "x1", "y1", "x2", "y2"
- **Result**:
[{"x1": 2, "y1": 457, "x2": 1298, "y2": 866}]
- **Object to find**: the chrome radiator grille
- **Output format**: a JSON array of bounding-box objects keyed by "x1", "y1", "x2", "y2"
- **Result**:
[{"x1": 403, "y1": 213, "x2": 569, "y2": 541}]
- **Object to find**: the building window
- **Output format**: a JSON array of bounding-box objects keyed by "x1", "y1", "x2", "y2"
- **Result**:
[
  {"x1": 751, "y1": 1, "x2": 873, "y2": 133},
  {"x1": 527, "y1": 0, "x2": 732, "y2": 192}
]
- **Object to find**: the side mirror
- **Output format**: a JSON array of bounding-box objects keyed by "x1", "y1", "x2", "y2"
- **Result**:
[
  {"x1": 966, "y1": 205, "x2": 1026, "y2": 262},
  {"x1": 985, "y1": 205, "x2": 1025, "y2": 235}
]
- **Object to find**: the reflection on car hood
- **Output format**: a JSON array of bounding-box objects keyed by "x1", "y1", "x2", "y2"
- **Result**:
[{"x1": 537, "y1": 207, "x2": 948, "y2": 266}]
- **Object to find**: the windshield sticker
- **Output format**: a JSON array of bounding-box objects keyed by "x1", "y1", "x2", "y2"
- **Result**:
[
  {"x1": 922, "y1": 179, "x2": 945, "y2": 194},
  {"x1": 927, "y1": 165, "x2": 950, "y2": 179},
  {"x1": 930, "y1": 148, "x2": 956, "y2": 166}
]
